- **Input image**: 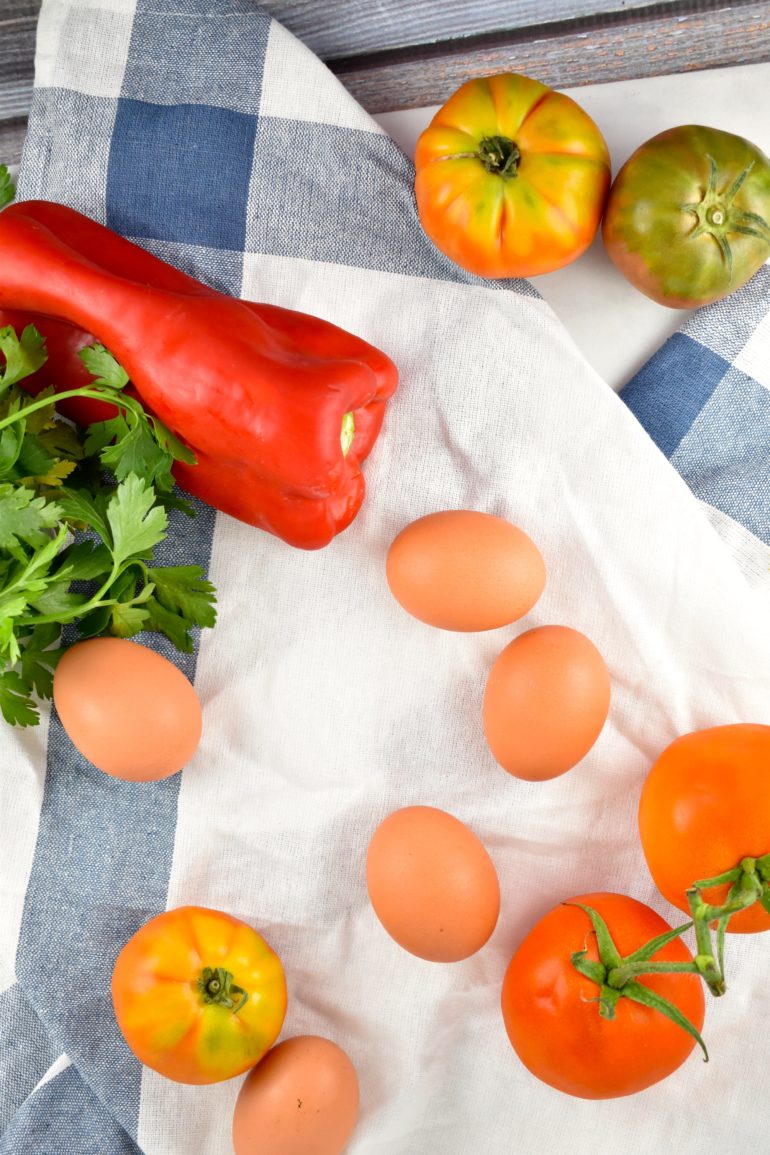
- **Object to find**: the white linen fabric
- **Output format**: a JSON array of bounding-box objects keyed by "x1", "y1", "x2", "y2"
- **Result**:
[{"x1": 1, "y1": 3, "x2": 769, "y2": 1153}]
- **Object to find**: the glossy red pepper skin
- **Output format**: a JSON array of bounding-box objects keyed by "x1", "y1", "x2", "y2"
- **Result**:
[{"x1": 0, "y1": 201, "x2": 398, "y2": 549}]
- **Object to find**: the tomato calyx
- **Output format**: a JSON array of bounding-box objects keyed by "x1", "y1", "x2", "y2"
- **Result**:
[
  {"x1": 685, "y1": 852, "x2": 770, "y2": 994},
  {"x1": 567, "y1": 903, "x2": 709, "y2": 1060},
  {"x1": 476, "y1": 136, "x2": 521, "y2": 179},
  {"x1": 437, "y1": 135, "x2": 522, "y2": 180},
  {"x1": 681, "y1": 154, "x2": 770, "y2": 283},
  {"x1": 197, "y1": 966, "x2": 249, "y2": 1014}
]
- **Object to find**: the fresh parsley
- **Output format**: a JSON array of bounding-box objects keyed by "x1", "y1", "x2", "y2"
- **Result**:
[
  {"x1": 0, "y1": 164, "x2": 14, "y2": 211},
  {"x1": 0, "y1": 324, "x2": 216, "y2": 725}
]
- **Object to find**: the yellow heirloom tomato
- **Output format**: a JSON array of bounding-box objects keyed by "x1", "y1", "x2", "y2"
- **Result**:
[
  {"x1": 111, "y1": 906, "x2": 287, "y2": 1084},
  {"x1": 414, "y1": 72, "x2": 611, "y2": 278}
]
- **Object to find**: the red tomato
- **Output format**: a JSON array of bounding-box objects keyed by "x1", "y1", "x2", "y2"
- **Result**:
[
  {"x1": 501, "y1": 893, "x2": 706, "y2": 1099},
  {"x1": 638, "y1": 724, "x2": 770, "y2": 934},
  {"x1": 414, "y1": 72, "x2": 611, "y2": 278},
  {"x1": 112, "y1": 906, "x2": 287, "y2": 1084}
]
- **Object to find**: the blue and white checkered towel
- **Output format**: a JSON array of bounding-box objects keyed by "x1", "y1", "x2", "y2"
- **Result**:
[
  {"x1": 2, "y1": 3, "x2": 769, "y2": 1153},
  {"x1": 622, "y1": 272, "x2": 770, "y2": 580}
]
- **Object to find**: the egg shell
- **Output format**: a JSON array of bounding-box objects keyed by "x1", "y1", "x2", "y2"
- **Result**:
[
  {"x1": 231, "y1": 1036, "x2": 360, "y2": 1155},
  {"x1": 366, "y1": 805, "x2": 500, "y2": 962},
  {"x1": 483, "y1": 625, "x2": 610, "y2": 781},
  {"x1": 53, "y1": 637, "x2": 202, "y2": 781},
  {"x1": 385, "y1": 510, "x2": 546, "y2": 631}
]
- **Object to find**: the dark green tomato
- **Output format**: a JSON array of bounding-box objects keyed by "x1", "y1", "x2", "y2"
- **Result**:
[{"x1": 602, "y1": 124, "x2": 770, "y2": 308}]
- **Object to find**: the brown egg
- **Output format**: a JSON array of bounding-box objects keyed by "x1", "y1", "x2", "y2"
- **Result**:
[
  {"x1": 366, "y1": 806, "x2": 500, "y2": 961},
  {"x1": 483, "y1": 625, "x2": 610, "y2": 781},
  {"x1": 385, "y1": 510, "x2": 546, "y2": 631},
  {"x1": 232, "y1": 1036, "x2": 360, "y2": 1155},
  {"x1": 52, "y1": 637, "x2": 202, "y2": 780}
]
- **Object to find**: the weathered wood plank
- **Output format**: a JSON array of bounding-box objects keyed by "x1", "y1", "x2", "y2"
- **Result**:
[
  {"x1": 0, "y1": 0, "x2": 37, "y2": 130},
  {"x1": 2, "y1": 0, "x2": 767, "y2": 162},
  {"x1": 332, "y1": 2, "x2": 770, "y2": 112},
  {"x1": 0, "y1": 121, "x2": 28, "y2": 167},
  {"x1": 265, "y1": 0, "x2": 668, "y2": 59}
]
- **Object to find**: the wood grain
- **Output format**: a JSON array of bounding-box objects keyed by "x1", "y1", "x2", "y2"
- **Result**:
[
  {"x1": 2, "y1": 0, "x2": 768, "y2": 164},
  {"x1": 264, "y1": 0, "x2": 668, "y2": 59},
  {"x1": 0, "y1": 0, "x2": 38, "y2": 130},
  {"x1": 332, "y1": 2, "x2": 770, "y2": 112},
  {"x1": 0, "y1": 121, "x2": 28, "y2": 168}
]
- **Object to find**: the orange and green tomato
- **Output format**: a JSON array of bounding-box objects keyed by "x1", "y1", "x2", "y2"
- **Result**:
[
  {"x1": 414, "y1": 72, "x2": 611, "y2": 278},
  {"x1": 603, "y1": 125, "x2": 770, "y2": 307},
  {"x1": 111, "y1": 905, "x2": 287, "y2": 1084}
]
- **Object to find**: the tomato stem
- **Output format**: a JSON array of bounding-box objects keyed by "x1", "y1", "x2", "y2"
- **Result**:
[
  {"x1": 680, "y1": 154, "x2": 770, "y2": 284},
  {"x1": 681, "y1": 853, "x2": 770, "y2": 998},
  {"x1": 438, "y1": 136, "x2": 521, "y2": 179},
  {"x1": 690, "y1": 854, "x2": 770, "y2": 922},
  {"x1": 566, "y1": 903, "x2": 709, "y2": 1060},
  {"x1": 606, "y1": 958, "x2": 702, "y2": 987},
  {"x1": 477, "y1": 136, "x2": 521, "y2": 178},
  {"x1": 197, "y1": 966, "x2": 249, "y2": 1014}
]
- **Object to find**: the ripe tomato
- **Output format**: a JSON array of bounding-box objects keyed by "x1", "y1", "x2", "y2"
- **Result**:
[
  {"x1": 501, "y1": 893, "x2": 705, "y2": 1099},
  {"x1": 414, "y1": 73, "x2": 611, "y2": 278},
  {"x1": 638, "y1": 724, "x2": 770, "y2": 934},
  {"x1": 603, "y1": 125, "x2": 770, "y2": 307},
  {"x1": 111, "y1": 906, "x2": 287, "y2": 1084}
]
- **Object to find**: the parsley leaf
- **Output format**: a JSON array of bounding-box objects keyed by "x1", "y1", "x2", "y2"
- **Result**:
[
  {"x1": 18, "y1": 623, "x2": 63, "y2": 699},
  {"x1": 0, "y1": 423, "x2": 25, "y2": 476},
  {"x1": 0, "y1": 165, "x2": 14, "y2": 210},
  {"x1": 0, "y1": 325, "x2": 47, "y2": 392},
  {"x1": 0, "y1": 671, "x2": 39, "y2": 727},
  {"x1": 0, "y1": 484, "x2": 63, "y2": 558},
  {"x1": 53, "y1": 539, "x2": 113, "y2": 583},
  {"x1": 142, "y1": 565, "x2": 217, "y2": 650},
  {"x1": 152, "y1": 418, "x2": 197, "y2": 466},
  {"x1": 56, "y1": 487, "x2": 111, "y2": 538},
  {"x1": 146, "y1": 565, "x2": 217, "y2": 629},
  {"x1": 99, "y1": 416, "x2": 176, "y2": 491},
  {"x1": 106, "y1": 474, "x2": 168, "y2": 566},
  {"x1": 78, "y1": 344, "x2": 129, "y2": 390},
  {"x1": 110, "y1": 602, "x2": 151, "y2": 637},
  {"x1": 142, "y1": 597, "x2": 196, "y2": 652}
]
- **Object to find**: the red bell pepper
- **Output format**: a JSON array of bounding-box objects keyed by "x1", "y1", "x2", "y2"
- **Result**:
[{"x1": 0, "y1": 201, "x2": 398, "y2": 549}]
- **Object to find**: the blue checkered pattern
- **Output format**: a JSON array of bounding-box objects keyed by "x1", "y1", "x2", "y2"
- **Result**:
[
  {"x1": 622, "y1": 265, "x2": 770, "y2": 546},
  {"x1": 3, "y1": 1, "x2": 769, "y2": 1151}
]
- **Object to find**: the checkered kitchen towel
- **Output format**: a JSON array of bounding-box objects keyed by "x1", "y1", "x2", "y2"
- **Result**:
[
  {"x1": 622, "y1": 272, "x2": 770, "y2": 582},
  {"x1": 2, "y1": 3, "x2": 769, "y2": 1154}
]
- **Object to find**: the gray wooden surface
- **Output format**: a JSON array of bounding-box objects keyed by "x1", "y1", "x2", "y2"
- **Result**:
[{"x1": 2, "y1": 0, "x2": 770, "y2": 164}]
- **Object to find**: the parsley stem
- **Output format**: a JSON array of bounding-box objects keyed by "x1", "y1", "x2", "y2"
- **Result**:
[
  {"x1": 18, "y1": 561, "x2": 125, "y2": 628},
  {"x1": 0, "y1": 385, "x2": 142, "y2": 432}
]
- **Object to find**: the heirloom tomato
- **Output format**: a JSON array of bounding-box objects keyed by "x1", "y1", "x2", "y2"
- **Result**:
[
  {"x1": 639, "y1": 724, "x2": 770, "y2": 934},
  {"x1": 603, "y1": 125, "x2": 770, "y2": 307},
  {"x1": 414, "y1": 73, "x2": 611, "y2": 278},
  {"x1": 501, "y1": 893, "x2": 706, "y2": 1099},
  {"x1": 111, "y1": 906, "x2": 287, "y2": 1084}
]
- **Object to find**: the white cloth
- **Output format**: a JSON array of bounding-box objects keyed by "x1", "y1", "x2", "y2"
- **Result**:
[{"x1": 2, "y1": 3, "x2": 769, "y2": 1153}]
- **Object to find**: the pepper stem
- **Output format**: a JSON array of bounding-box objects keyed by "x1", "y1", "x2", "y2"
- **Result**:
[
  {"x1": 197, "y1": 966, "x2": 249, "y2": 1014},
  {"x1": 340, "y1": 411, "x2": 355, "y2": 457}
]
